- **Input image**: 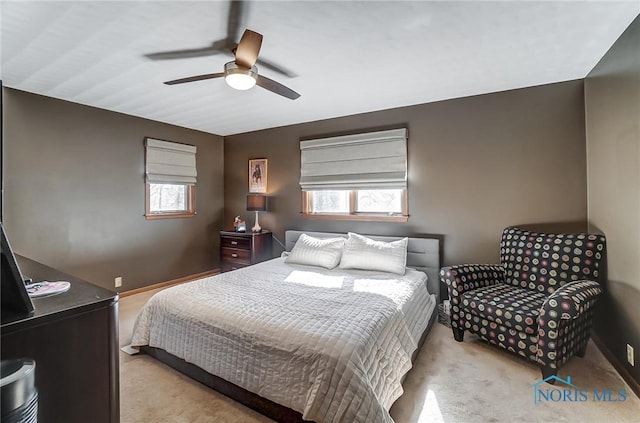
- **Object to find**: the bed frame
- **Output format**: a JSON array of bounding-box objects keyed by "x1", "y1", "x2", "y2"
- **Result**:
[{"x1": 141, "y1": 230, "x2": 441, "y2": 423}]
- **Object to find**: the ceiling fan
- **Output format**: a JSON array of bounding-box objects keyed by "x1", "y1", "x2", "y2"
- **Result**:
[
  {"x1": 163, "y1": 29, "x2": 301, "y2": 100},
  {"x1": 145, "y1": 1, "x2": 296, "y2": 78}
]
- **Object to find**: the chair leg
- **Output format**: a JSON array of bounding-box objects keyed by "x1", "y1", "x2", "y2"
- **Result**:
[
  {"x1": 576, "y1": 342, "x2": 588, "y2": 358},
  {"x1": 540, "y1": 366, "x2": 557, "y2": 383},
  {"x1": 452, "y1": 327, "x2": 464, "y2": 342}
]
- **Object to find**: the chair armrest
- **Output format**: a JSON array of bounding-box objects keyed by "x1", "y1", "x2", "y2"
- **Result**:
[
  {"x1": 539, "y1": 280, "x2": 603, "y2": 321},
  {"x1": 537, "y1": 280, "x2": 603, "y2": 370},
  {"x1": 440, "y1": 264, "x2": 504, "y2": 299}
]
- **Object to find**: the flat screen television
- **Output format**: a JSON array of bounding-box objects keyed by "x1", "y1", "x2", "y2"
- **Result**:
[{"x1": 1, "y1": 223, "x2": 35, "y2": 320}]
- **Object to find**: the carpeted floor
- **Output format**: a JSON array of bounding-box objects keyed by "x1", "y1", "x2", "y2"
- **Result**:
[{"x1": 119, "y1": 288, "x2": 640, "y2": 422}]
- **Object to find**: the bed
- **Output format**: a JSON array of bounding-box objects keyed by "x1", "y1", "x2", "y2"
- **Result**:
[{"x1": 130, "y1": 230, "x2": 441, "y2": 423}]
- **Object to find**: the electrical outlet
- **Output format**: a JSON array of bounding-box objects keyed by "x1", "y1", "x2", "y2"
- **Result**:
[
  {"x1": 115, "y1": 277, "x2": 122, "y2": 288},
  {"x1": 627, "y1": 344, "x2": 635, "y2": 366}
]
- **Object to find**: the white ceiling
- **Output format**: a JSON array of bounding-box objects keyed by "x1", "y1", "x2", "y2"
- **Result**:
[{"x1": 2, "y1": 1, "x2": 638, "y2": 136}]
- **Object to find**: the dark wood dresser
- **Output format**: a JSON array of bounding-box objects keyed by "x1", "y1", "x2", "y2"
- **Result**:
[
  {"x1": 220, "y1": 230, "x2": 273, "y2": 272},
  {"x1": 1, "y1": 256, "x2": 119, "y2": 423}
]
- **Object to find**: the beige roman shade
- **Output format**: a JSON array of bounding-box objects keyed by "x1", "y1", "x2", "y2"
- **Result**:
[
  {"x1": 145, "y1": 138, "x2": 197, "y2": 185},
  {"x1": 299, "y1": 128, "x2": 407, "y2": 190}
]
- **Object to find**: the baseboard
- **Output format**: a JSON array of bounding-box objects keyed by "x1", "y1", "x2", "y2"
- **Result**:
[
  {"x1": 592, "y1": 333, "x2": 640, "y2": 399},
  {"x1": 119, "y1": 269, "x2": 220, "y2": 298}
]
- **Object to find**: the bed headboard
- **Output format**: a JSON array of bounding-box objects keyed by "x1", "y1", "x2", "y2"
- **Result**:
[{"x1": 285, "y1": 230, "x2": 441, "y2": 301}]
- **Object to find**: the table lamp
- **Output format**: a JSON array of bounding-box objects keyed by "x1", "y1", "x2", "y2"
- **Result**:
[{"x1": 246, "y1": 194, "x2": 267, "y2": 233}]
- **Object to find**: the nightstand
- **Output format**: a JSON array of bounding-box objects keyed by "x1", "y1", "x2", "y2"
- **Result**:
[{"x1": 220, "y1": 230, "x2": 273, "y2": 273}]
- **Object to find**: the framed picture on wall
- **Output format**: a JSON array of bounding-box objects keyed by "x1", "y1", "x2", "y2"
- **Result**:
[{"x1": 249, "y1": 158, "x2": 267, "y2": 193}]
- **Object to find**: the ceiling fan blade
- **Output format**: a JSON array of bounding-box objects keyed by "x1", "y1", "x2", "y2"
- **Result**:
[
  {"x1": 146, "y1": 45, "x2": 223, "y2": 61},
  {"x1": 256, "y1": 75, "x2": 300, "y2": 100},
  {"x1": 164, "y1": 72, "x2": 225, "y2": 85},
  {"x1": 235, "y1": 30, "x2": 262, "y2": 68},
  {"x1": 256, "y1": 57, "x2": 298, "y2": 78},
  {"x1": 226, "y1": 0, "x2": 247, "y2": 44}
]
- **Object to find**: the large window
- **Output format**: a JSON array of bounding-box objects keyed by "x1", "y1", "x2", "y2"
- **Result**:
[
  {"x1": 303, "y1": 189, "x2": 407, "y2": 221},
  {"x1": 300, "y1": 129, "x2": 408, "y2": 222},
  {"x1": 144, "y1": 138, "x2": 197, "y2": 220}
]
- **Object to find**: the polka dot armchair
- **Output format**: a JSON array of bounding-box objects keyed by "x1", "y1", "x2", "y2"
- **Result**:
[{"x1": 440, "y1": 227, "x2": 605, "y2": 382}]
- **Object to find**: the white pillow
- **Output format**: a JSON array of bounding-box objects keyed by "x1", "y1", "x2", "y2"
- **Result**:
[
  {"x1": 339, "y1": 232, "x2": 408, "y2": 274},
  {"x1": 285, "y1": 233, "x2": 346, "y2": 269}
]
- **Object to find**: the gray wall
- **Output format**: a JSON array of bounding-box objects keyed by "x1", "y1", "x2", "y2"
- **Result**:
[
  {"x1": 586, "y1": 15, "x2": 640, "y2": 387},
  {"x1": 2, "y1": 88, "x2": 224, "y2": 291},
  {"x1": 225, "y1": 80, "x2": 588, "y2": 267}
]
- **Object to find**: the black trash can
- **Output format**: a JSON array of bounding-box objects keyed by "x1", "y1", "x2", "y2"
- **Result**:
[{"x1": 1, "y1": 359, "x2": 37, "y2": 423}]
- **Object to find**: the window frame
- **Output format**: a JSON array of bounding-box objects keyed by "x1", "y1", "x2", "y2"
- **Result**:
[
  {"x1": 144, "y1": 183, "x2": 196, "y2": 220},
  {"x1": 302, "y1": 189, "x2": 408, "y2": 222}
]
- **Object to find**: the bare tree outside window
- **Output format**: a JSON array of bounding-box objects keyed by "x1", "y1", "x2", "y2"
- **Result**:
[
  {"x1": 356, "y1": 190, "x2": 402, "y2": 213},
  {"x1": 149, "y1": 184, "x2": 187, "y2": 212},
  {"x1": 311, "y1": 191, "x2": 349, "y2": 213},
  {"x1": 145, "y1": 183, "x2": 195, "y2": 219},
  {"x1": 304, "y1": 189, "x2": 406, "y2": 221}
]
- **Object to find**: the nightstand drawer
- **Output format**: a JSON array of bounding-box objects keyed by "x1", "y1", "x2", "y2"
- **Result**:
[
  {"x1": 221, "y1": 262, "x2": 249, "y2": 273},
  {"x1": 221, "y1": 236, "x2": 251, "y2": 250},
  {"x1": 219, "y1": 230, "x2": 272, "y2": 273},
  {"x1": 221, "y1": 247, "x2": 251, "y2": 264}
]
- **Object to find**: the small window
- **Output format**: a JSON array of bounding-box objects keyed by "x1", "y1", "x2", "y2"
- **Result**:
[
  {"x1": 144, "y1": 137, "x2": 197, "y2": 220},
  {"x1": 145, "y1": 183, "x2": 195, "y2": 219},
  {"x1": 303, "y1": 189, "x2": 407, "y2": 222}
]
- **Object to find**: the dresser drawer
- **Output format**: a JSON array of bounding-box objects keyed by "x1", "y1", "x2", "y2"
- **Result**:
[
  {"x1": 221, "y1": 236, "x2": 251, "y2": 250},
  {"x1": 221, "y1": 247, "x2": 251, "y2": 264}
]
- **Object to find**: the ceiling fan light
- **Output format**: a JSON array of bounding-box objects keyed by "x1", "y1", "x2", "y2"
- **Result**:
[
  {"x1": 224, "y1": 62, "x2": 258, "y2": 90},
  {"x1": 225, "y1": 73, "x2": 257, "y2": 90}
]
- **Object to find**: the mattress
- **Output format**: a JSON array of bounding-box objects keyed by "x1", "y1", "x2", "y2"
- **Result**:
[{"x1": 131, "y1": 257, "x2": 436, "y2": 423}]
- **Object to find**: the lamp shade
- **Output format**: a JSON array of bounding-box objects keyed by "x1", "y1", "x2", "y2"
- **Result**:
[{"x1": 247, "y1": 195, "x2": 267, "y2": 211}]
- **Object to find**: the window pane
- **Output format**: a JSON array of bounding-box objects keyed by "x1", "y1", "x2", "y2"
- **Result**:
[
  {"x1": 311, "y1": 190, "x2": 349, "y2": 213},
  {"x1": 149, "y1": 183, "x2": 187, "y2": 212},
  {"x1": 356, "y1": 189, "x2": 402, "y2": 213}
]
